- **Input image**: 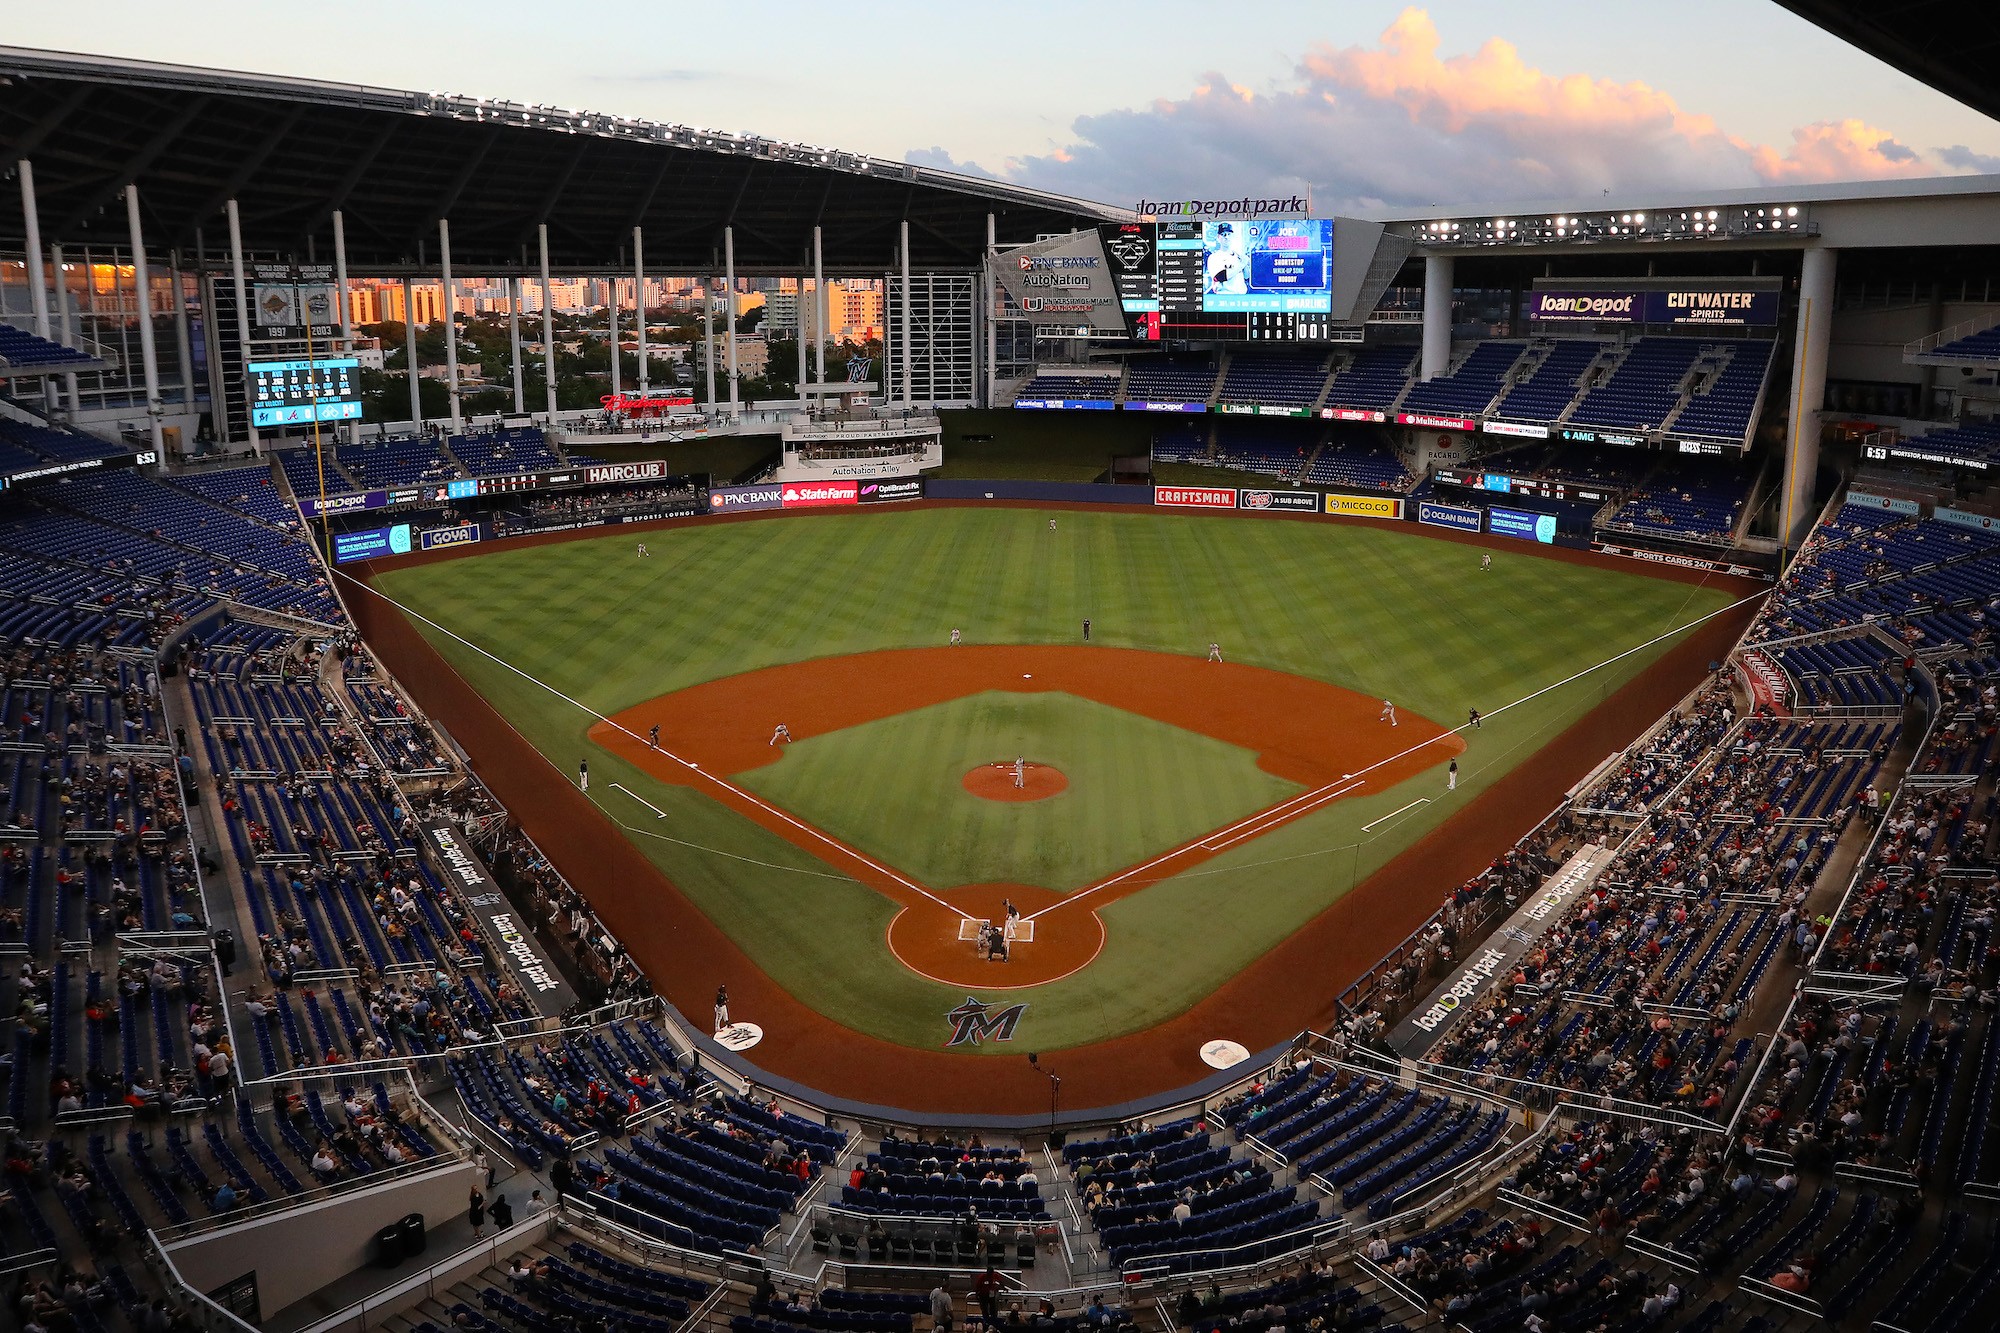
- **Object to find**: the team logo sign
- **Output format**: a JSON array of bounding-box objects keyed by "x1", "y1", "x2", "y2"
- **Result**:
[
  {"x1": 714, "y1": 1021, "x2": 764, "y2": 1052},
  {"x1": 944, "y1": 996, "x2": 1028, "y2": 1047}
]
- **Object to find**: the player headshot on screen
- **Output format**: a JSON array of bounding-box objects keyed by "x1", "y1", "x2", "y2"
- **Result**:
[{"x1": 1205, "y1": 223, "x2": 1250, "y2": 296}]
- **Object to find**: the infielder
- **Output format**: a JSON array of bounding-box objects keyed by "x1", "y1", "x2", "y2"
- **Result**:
[
  {"x1": 1468, "y1": 708, "x2": 1482, "y2": 729},
  {"x1": 1379, "y1": 699, "x2": 1397, "y2": 727},
  {"x1": 1208, "y1": 642, "x2": 1224, "y2": 662},
  {"x1": 648, "y1": 723, "x2": 660, "y2": 748},
  {"x1": 578, "y1": 758, "x2": 589, "y2": 790},
  {"x1": 769, "y1": 723, "x2": 793, "y2": 746},
  {"x1": 1013, "y1": 757, "x2": 1026, "y2": 789},
  {"x1": 1448, "y1": 758, "x2": 1458, "y2": 791},
  {"x1": 1082, "y1": 617, "x2": 1092, "y2": 642}
]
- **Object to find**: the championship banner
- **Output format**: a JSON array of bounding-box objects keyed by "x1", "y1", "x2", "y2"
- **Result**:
[
  {"x1": 993, "y1": 231, "x2": 1127, "y2": 333},
  {"x1": 1387, "y1": 844, "x2": 1615, "y2": 1055},
  {"x1": 1154, "y1": 485, "x2": 1237, "y2": 509},
  {"x1": 1326, "y1": 493, "x2": 1403, "y2": 520},
  {"x1": 421, "y1": 820, "x2": 577, "y2": 1015},
  {"x1": 1238, "y1": 489, "x2": 1320, "y2": 513}
]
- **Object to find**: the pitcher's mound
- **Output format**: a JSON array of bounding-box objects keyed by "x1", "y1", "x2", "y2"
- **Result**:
[{"x1": 963, "y1": 762, "x2": 1067, "y2": 803}]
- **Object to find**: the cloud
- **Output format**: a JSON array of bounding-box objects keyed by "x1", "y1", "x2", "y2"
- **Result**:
[
  {"x1": 905, "y1": 146, "x2": 1000, "y2": 180},
  {"x1": 932, "y1": 8, "x2": 1977, "y2": 213},
  {"x1": 587, "y1": 69, "x2": 716, "y2": 84},
  {"x1": 1938, "y1": 144, "x2": 2000, "y2": 173}
]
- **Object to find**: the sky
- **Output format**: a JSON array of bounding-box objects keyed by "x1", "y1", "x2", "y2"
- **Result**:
[{"x1": 13, "y1": 1, "x2": 2000, "y2": 214}]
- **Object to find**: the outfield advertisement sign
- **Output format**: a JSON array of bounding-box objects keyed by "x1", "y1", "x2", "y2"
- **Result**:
[
  {"x1": 1590, "y1": 541, "x2": 1771, "y2": 578},
  {"x1": 708, "y1": 483, "x2": 786, "y2": 513},
  {"x1": 858, "y1": 478, "x2": 924, "y2": 504},
  {"x1": 781, "y1": 481, "x2": 860, "y2": 509},
  {"x1": 1417, "y1": 501, "x2": 1483, "y2": 533},
  {"x1": 1124, "y1": 401, "x2": 1208, "y2": 413},
  {"x1": 1322, "y1": 407, "x2": 1388, "y2": 423},
  {"x1": 1237, "y1": 489, "x2": 1320, "y2": 512},
  {"x1": 332, "y1": 524, "x2": 412, "y2": 563},
  {"x1": 1488, "y1": 506, "x2": 1557, "y2": 544},
  {"x1": 1482, "y1": 420, "x2": 1550, "y2": 439},
  {"x1": 1395, "y1": 412, "x2": 1476, "y2": 431},
  {"x1": 1219, "y1": 403, "x2": 1312, "y2": 418},
  {"x1": 1014, "y1": 398, "x2": 1116, "y2": 410},
  {"x1": 419, "y1": 522, "x2": 482, "y2": 551},
  {"x1": 1326, "y1": 493, "x2": 1404, "y2": 520},
  {"x1": 1154, "y1": 485, "x2": 1238, "y2": 509},
  {"x1": 1557, "y1": 426, "x2": 1648, "y2": 448},
  {"x1": 299, "y1": 489, "x2": 390, "y2": 518}
]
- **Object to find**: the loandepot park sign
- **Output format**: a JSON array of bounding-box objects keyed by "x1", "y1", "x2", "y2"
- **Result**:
[
  {"x1": 994, "y1": 231, "x2": 1127, "y2": 333},
  {"x1": 1137, "y1": 194, "x2": 1311, "y2": 219}
]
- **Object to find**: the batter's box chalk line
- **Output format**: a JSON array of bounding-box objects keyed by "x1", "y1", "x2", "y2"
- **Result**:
[{"x1": 957, "y1": 916, "x2": 1035, "y2": 943}]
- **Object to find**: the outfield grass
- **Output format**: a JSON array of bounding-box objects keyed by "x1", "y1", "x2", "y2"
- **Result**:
[
  {"x1": 739, "y1": 690, "x2": 1302, "y2": 893},
  {"x1": 372, "y1": 505, "x2": 1733, "y2": 1051}
]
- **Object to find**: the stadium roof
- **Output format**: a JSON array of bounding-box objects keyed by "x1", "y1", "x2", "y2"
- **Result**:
[
  {"x1": 1776, "y1": 0, "x2": 2000, "y2": 125},
  {"x1": 0, "y1": 47, "x2": 1125, "y2": 275}
]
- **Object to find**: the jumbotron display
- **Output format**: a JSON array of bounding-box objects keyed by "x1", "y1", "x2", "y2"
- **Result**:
[
  {"x1": 247, "y1": 356, "x2": 362, "y2": 427},
  {"x1": 1102, "y1": 218, "x2": 1339, "y2": 341}
]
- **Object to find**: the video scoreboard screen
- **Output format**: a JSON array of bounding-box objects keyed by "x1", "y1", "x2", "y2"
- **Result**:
[
  {"x1": 248, "y1": 357, "x2": 362, "y2": 428},
  {"x1": 1103, "y1": 218, "x2": 1336, "y2": 341}
]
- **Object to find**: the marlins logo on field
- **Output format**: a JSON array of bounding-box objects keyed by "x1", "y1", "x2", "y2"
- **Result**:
[{"x1": 944, "y1": 996, "x2": 1027, "y2": 1048}]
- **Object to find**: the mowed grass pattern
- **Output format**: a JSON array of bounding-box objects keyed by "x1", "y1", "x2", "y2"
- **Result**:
[
  {"x1": 740, "y1": 691, "x2": 1303, "y2": 892},
  {"x1": 373, "y1": 506, "x2": 1735, "y2": 1051}
]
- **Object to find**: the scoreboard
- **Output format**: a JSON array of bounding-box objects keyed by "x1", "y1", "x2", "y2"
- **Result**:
[
  {"x1": 247, "y1": 357, "x2": 362, "y2": 427},
  {"x1": 1102, "y1": 218, "x2": 1338, "y2": 342},
  {"x1": 1432, "y1": 467, "x2": 1612, "y2": 504}
]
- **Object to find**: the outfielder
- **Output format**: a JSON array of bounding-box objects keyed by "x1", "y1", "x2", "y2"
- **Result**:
[
  {"x1": 769, "y1": 723, "x2": 793, "y2": 746},
  {"x1": 1480, "y1": 553, "x2": 1490, "y2": 571},
  {"x1": 1379, "y1": 699, "x2": 1397, "y2": 727},
  {"x1": 637, "y1": 542, "x2": 649, "y2": 557},
  {"x1": 1207, "y1": 642, "x2": 1223, "y2": 662},
  {"x1": 950, "y1": 628, "x2": 961, "y2": 646}
]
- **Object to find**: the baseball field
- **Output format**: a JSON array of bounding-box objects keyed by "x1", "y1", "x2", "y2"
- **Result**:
[{"x1": 360, "y1": 502, "x2": 1749, "y2": 1098}]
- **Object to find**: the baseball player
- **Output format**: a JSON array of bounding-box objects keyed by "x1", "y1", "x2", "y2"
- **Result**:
[
  {"x1": 1013, "y1": 757, "x2": 1026, "y2": 789},
  {"x1": 578, "y1": 758, "x2": 589, "y2": 790},
  {"x1": 950, "y1": 628, "x2": 961, "y2": 646},
  {"x1": 647, "y1": 723, "x2": 660, "y2": 748},
  {"x1": 637, "y1": 542, "x2": 649, "y2": 557},
  {"x1": 1468, "y1": 708, "x2": 1482, "y2": 729},
  {"x1": 769, "y1": 723, "x2": 793, "y2": 746},
  {"x1": 1048, "y1": 518, "x2": 1057, "y2": 532},
  {"x1": 713, "y1": 985, "x2": 730, "y2": 1035},
  {"x1": 1207, "y1": 642, "x2": 1223, "y2": 663},
  {"x1": 1480, "y1": 552, "x2": 1490, "y2": 571},
  {"x1": 1082, "y1": 617, "x2": 1092, "y2": 642},
  {"x1": 1379, "y1": 699, "x2": 1397, "y2": 727},
  {"x1": 1448, "y1": 758, "x2": 1458, "y2": 791}
]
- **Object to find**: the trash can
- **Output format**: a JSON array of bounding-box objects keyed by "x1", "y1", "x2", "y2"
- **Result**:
[
  {"x1": 400, "y1": 1212, "x2": 427, "y2": 1258},
  {"x1": 374, "y1": 1224, "x2": 405, "y2": 1268}
]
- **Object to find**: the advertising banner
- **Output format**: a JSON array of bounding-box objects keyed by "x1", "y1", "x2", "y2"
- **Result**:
[
  {"x1": 1327, "y1": 493, "x2": 1404, "y2": 520},
  {"x1": 421, "y1": 820, "x2": 577, "y2": 1015},
  {"x1": 332, "y1": 524, "x2": 412, "y2": 563},
  {"x1": 1482, "y1": 420, "x2": 1550, "y2": 439},
  {"x1": 1528, "y1": 288, "x2": 1780, "y2": 326},
  {"x1": 1589, "y1": 541, "x2": 1772, "y2": 578},
  {"x1": 1321, "y1": 407, "x2": 1388, "y2": 423},
  {"x1": 992, "y1": 231, "x2": 1127, "y2": 333},
  {"x1": 1135, "y1": 193, "x2": 1312, "y2": 219},
  {"x1": 781, "y1": 480, "x2": 859, "y2": 509},
  {"x1": 1014, "y1": 399, "x2": 1116, "y2": 410},
  {"x1": 1154, "y1": 485, "x2": 1238, "y2": 509},
  {"x1": 583, "y1": 460, "x2": 675, "y2": 485},
  {"x1": 1488, "y1": 506, "x2": 1557, "y2": 543},
  {"x1": 1557, "y1": 426, "x2": 1647, "y2": 448},
  {"x1": 298, "y1": 489, "x2": 388, "y2": 519},
  {"x1": 858, "y1": 478, "x2": 924, "y2": 504},
  {"x1": 1527, "y1": 291, "x2": 1643, "y2": 322},
  {"x1": 1418, "y1": 500, "x2": 1483, "y2": 533},
  {"x1": 1219, "y1": 404, "x2": 1312, "y2": 418},
  {"x1": 1934, "y1": 505, "x2": 1999, "y2": 531},
  {"x1": 707, "y1": 483, "x2": 786, "y2": 513},
  {"x1": 1238, "y1": 489, "x2": 1320, "y2": 513},
  {"x1": 418, "y1": 522, "x2": 481, "y2": 551},
  {"x1": 1124, "y1": 401, "x2": 1208, "y2": 413},
  {"x1": 1395, "y1": 412, "x2": 1477, "y2": 431}
]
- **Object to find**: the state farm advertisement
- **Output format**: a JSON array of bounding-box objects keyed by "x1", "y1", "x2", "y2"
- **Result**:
[
  {"x1": 1154, "y1": 485, "x2": 1238, "y2": 509},
  {"x1": 781, "y1": 480, "x2": 859, "y2": 509}
]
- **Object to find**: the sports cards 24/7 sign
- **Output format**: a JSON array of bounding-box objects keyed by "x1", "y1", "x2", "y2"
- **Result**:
[{"x1": 1154, "y1": 485, "x2": 1237, "y2": 509}]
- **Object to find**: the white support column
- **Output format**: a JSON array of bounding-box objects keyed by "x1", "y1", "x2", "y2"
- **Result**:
[
  {"x1": 402, "y1": 277, "x2": 421, "y2": 430},
  {"x1": 50, "y1": 242, "x2": 80, "y2": 416},
  {"x1": 899, "y1": 219, "x2": 913, "y2": 406},
  {"x1": 537, "y1": 224, "x2": 558, "y2": 423},
  {"x1": 985, "y1": 212, "x2": 997, "y2": 410},
  {"x1": 633, "y1": 226, "x2": 648, "y2": 397},
  {"x1": 225, "y1": 199, "x2": 259, "y2": 451},
  {"x1": 607, "y1": 270, "x2": 620, "y2": 402},
  {"x1": 123, "y1": 185, "x2": 164, "y2": 454},
  {"x1": 508, "y1": 277, "x2": 525, "y2": 415},
  {"x1": 1781, "y1": 246, "x2": 1838, "y2": 552},
  {"x1": 1420, "y1": 252, "x2": 1454, "y2": 381},
  {"x1": 723, "y1": 226, "x2": 739, "y2": 416},
  {"x1": 813, "y1": 225, "x2": 827, "y2": 387},
  {"x1": 438, "y1": 218, "x2": 462, "y2": 432},
  {"x1": 16, "y1": 159, "x2": 59, "y2": 414},
  {"x1": 333, "y1": 210, "x2": 357, "y2": 442},
  {"x1": 702, "y1": 278, "x2": 717, "y2": 413}
]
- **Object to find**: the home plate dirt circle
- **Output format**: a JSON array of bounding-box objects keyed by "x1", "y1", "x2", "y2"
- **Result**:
[
  {"x1": 886, "y1": 883, "x2": 1106, "y2": 989},
  {"x1": 962, "y1": 761, "x2": 1068, "y2": 803}
]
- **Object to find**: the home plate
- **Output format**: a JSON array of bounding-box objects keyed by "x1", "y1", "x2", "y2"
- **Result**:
[
  {"x1": 1023, "y1": 674, "x2": 1033, "y2": 679},
  {"x1": 1200, "y1": 1040, "x2": 1252, "y2": 1069}
]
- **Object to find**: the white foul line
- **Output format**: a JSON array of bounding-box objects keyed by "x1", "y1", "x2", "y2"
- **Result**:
[{"x1": 1362, "y1": 797, "x2": 1431, "y2": 833}]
